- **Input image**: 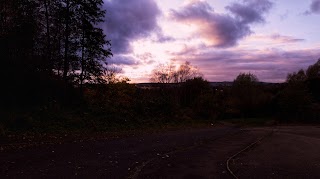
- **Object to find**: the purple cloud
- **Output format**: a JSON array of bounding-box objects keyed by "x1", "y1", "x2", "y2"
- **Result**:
[
  {"x1": 226, "y1": 0, "x2": 273, "y2": 24},
  {"x1": 310, "y1": 0, "x2": 320, "y2": 14},
  {"x1": 250, "y1": 34, "x2": 305, "y2": 43},
  {"x1": 103, "y1": 0, "x2": 161, "y2": 54},
  {"x1": 172, "y1": 48, "x2": 320, "y2": 82},
  {"x1": 305, "y1": 0, "x2": 320, "y2": 15},
  {"x1": 269, "y1": 34, "x2": 305, "y2": 43},
  {"x1": 108, "y1": 55, "x2": 140, "y2": 66},
  {"x1": 170, "y1": 0, "x2": 273, "y2": 48}
]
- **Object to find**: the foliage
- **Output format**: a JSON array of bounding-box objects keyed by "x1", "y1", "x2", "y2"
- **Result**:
[
  {"x1": 276, "y1": 86, "x2": 313, "y2": 120},
  {"x1": 306, "y1": 59, "x2": 320, "y2": 102},
  {"x1": 0, "y1": 0, "x2": 112, "y2": 86},
  {"x1": 229, "y1": 73, "x2": 272, "y2": 118},
  {"x1": 287, "y1": 69, "x2": 307, "y2": 86},
  {"x1": 233, "y1": 73, "x2": 258, "y2": 86},
  {"x1": 306, "y1": 59, "x2": 320, "y2": 79},
  {"x1": 276, "y1": 61, "x2": 320, "y2": 121}
]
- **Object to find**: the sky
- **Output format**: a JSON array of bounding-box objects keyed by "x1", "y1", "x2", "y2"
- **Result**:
[{"x1": 102, "y1": 0, "x2": 320, "y2": 83}]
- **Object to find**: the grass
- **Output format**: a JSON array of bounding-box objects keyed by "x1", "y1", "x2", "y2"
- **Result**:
[{"x1": 0, "y1": 114, "x2": 218, "y2": 147}]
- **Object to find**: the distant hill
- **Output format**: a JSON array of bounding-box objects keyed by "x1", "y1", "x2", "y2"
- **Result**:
[
  {"x1": 135, "y1": 81, "x2": 282, "y2": 89},
  {"x1": 209, "y1": 82, "x2": 233, "y2": 87},
  {"x1": 209, "y1": 81, "x2": 281, "y2": 87}
]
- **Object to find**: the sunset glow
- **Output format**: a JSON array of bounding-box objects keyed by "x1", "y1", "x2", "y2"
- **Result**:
[{"x1": 103, "y1": 0, "x2": 320, "y2": 83}]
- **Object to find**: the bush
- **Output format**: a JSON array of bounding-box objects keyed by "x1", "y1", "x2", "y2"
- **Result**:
[{"x1": 230, "y1": 73, "x2": 272, "y2": 117}]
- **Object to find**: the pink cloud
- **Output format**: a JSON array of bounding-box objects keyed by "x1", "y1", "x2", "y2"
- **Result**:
[{"x1": 170, "y1": 0, "x2": 273, "y2": 47}]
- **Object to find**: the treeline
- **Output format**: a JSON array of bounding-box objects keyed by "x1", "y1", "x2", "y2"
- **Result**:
[
  {"x1": 1, "y1": 59, "x2": 320, "y2": 133},
  {"x1": 73, "y1": 59, "x2": 320, "y2": 129},
  {"x1": 0, "y1": 0, "x2": 112, "y2": 108},
  {"x1": 88, "y1": 59, "x2": 320, "y2": 125},
  {"x1": 81, "y1": 59, "x2": 320, "y2": 132}
]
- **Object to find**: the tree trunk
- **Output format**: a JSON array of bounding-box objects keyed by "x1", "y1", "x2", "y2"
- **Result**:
[
  {"x1": 79, "y1": 17, "x2": 85, "y2": 94},
  {"x1": 44, "y1": 0, "x2": 51, "y2": 71},
  {"x1": 63, "y1": 0, "x2": 70, "y2": 82}
]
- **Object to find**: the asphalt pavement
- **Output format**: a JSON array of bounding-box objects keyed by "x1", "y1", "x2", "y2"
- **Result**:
[{"x1": 2, "y1": 125, "x2": 319, "y2": 178}]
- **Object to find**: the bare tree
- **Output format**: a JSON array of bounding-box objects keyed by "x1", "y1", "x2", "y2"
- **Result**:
[
  {"x1": 150, "y1": 63, "x2": 176, "y2": 83},
  {"x1": 103, "y1": 66, "x2": 130, "y2": 84},
  {"x1": 150, "y1": 61, "x2": 202, "y2": 83},
  {"x1": 176, "y1": 61, "x2": 202, "y2": 83}
]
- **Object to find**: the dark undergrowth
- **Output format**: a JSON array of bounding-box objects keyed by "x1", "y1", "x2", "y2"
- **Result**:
[{"x1": 1, "y1": 63, "x2": 320, "y2": 141}]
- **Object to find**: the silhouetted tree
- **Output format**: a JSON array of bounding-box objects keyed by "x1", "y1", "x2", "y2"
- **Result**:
[
  {"x1": 150, "y1": 61, "x2": 202, "y2": 83},
  {"x1": 103, "y1": 66, "x2": 130, "y2": 84},
  {"x1": 76, "y1": 0, "x2": 112, "y2": 90},
  {"x1": 150, "y1": 63, "x2": 175, "y2": 83},
  {"x1": 175, "y1": 62, "x2": 202, "y2": 83},
  {"x1": 230, "y1": 73, "x2": 270, "y2": 117},
  {"x1": 233, "y1": 73, "x2": 258, "y2": 86},
  {"x1": 306, "y1": 59, "x2": 320, "y2": 79},
  {"x1": 306, "y1": 59, "x2": 320, "y2": 102},
  {"x1": 62, "y1": 0, "x2": 71, "y2": 81},
  {"x1": 287, "y1": 69, "x2": 307, "y2": 85},
  {"x1": 0, "y1": 0, "x2": 112, "y2": 106},
  {"x1": 277, "y1": 69, "x2": 313, "y2": 120},
  {"x1": 180, "y1": 77, "x2": 215, "y2": 119}
]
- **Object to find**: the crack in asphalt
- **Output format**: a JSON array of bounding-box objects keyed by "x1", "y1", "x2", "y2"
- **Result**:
[
  {"x1": 226, "y1": 127, "x2": 276, "y2": 179},
  {"x1": 127, "y1": 128, "x2": 244, "y2": 179}
]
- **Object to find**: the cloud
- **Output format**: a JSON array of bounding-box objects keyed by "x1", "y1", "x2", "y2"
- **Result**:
[
  {"x1": 155, "y1": 34, "x2": 175, "y2": 43},
  {"x1": 108, "y1": 52, "x2": 157, "y2": 66},
  {"x1": 226, "y1": 0, "x2": 273, "y2": 24},
  {"x1": 135, "y1": 53, "x2": 156, "y2": 65},
  {"x1": 269, "y1": 34, "x2": 305, "y2": 43},
  {"x1": 305, "y1": 0, "x2": 320, "y2": 15},
  {"x1": 249, "y1": 34, "x2": 305, "y2": 44},
  {"x1": 310, "y1": 0, "x2": 320, "y2": 14},
  {"x1": 170, "y1": 0, "x2": 273, "y2": 48},
  {"x1": 103, "y1": 0, "x2": 161, "y2": 54},
  {"x1": 172, "y1": 47, "x2": 320, "y2": 82},
  {"x1": 108, "y1": 54, "x2": 140, "y2": 66}
]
